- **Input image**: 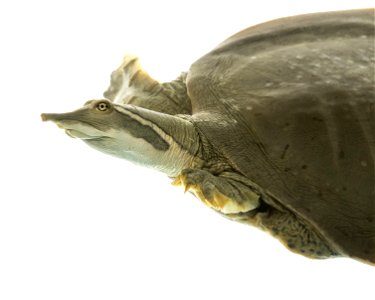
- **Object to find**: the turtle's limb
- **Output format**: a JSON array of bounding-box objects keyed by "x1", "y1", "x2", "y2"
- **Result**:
[
  {"x1": 103, "y1": 55, "x2": 156, "y2": 102},
  {"x1": 172, "y1": 168, "x2": 260, "y2": 214},
  {"x1": 173, "y1": 169, "x2": 338, "y2": 259},
  {"x1": 103, "y1": 55, "x2": 191, "y2": 115},
  {"x1": 232, "y1": 207, "x2": 340, "y2": 259}
]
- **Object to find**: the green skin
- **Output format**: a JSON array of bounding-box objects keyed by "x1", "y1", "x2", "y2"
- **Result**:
[{"x1": 42, "y1": 55, "x2": 339, "y2": 260}]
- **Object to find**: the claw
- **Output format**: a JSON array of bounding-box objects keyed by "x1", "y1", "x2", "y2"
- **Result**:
[
  {"x1": 183, "y1": 183, "x2": 191, "y2": 193},
  {"x1": 171, "y1": 177, "x2": 181, "y2": 186},
  {"x1": 171, "y1": 175, "x2": 192, "y2": 193}
]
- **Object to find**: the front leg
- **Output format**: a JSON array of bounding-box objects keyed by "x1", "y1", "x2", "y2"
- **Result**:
[
  {"x1": 173, "y1": 169, "x2": 338, "y2": 258},
  {"x1": 103, "y1": 55, "x2": 158, "y2": 103},
  {"x1": 103, "y1": 55, "x2": 191, "y2": 115},
  {"x1": 172, "y1": 169, "x2": 260, "y2": 214}
]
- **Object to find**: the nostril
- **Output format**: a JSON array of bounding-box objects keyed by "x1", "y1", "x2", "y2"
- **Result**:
[{"x1": 41, "y1": 113, "x2": 48, "y2": 121}]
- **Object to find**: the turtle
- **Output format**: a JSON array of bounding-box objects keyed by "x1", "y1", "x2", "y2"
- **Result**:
[{"x1": 41, "y1": 8, "x2": 375, "y2": 265}]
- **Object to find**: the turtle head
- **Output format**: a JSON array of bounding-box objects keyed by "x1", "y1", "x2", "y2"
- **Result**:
[
  {"x1": 41, "y1": 99, "x2": 199, "y2": 176},
  {"x1": 41, "y1": 99, "x2": 165, "y2": 159},
  {"x1": 41, "y1": 99, "x2": 116, "y2": 140}
]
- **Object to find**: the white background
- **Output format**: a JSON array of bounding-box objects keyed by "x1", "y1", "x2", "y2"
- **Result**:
[{"x1": 0, "y1": 1, "x2": 374, "y2": 299}]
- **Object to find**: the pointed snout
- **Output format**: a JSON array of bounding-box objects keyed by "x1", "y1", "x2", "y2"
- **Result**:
[
  {"x1": 40, "y1": 109, "x2": 86, "y2": 130},
  {"x1": 41, "y1": 105, "x2": 113, "y2": 139},
  {"x1": 41, "y1": 112, "x2": 75, "y2": 129},
  {"x1": 41, "y1": 113, "x2": 59, "y2": 122},
  {"x1": 41, "y1": 110, "x2": 85, "y2": 124},
  {"x1": 41, "y1": 112, "x2": 75, "y2": 130}
]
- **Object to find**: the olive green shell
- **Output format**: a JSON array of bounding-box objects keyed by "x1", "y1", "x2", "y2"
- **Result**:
[{"x1": 187, "y1": 9, "x2": 375, "y2": 263}]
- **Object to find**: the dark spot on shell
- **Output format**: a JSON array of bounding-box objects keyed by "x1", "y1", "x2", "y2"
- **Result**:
[
  {"x1": 284, "y1": 167, "x2": 291, "y2": 172},
  {"x1": 301, "y1": 165, "x2": 307, "y2": 170},
  {"x1": 280, "y1": 144, "x2": 290, "y2": 159},
  {"x1": 301, "y1": 249, "x2": 305, "y2": 253},
  {"x1": 366, "y1": 216, "x2": 374, "y2": 223},
  {"x1": 309, "y1": 249, "x2": 315, "y2": 253},
  {"x1": 284, "y1": 122, "x2": 290, "y2": 127},
  {"x1": 312, "y1": 116, "x2": 324, "y2": 122},
  {"x1": 339, "y1": 150, "x2": 345, "y2": 159},
  {"x1": 340, "y1": 230, "x2": 350, "y2": 237},
  {"x1": 342, "y1": 186, "x2": 347, "y2": 191}
]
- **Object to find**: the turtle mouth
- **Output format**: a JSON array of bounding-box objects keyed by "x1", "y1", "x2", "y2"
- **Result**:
[
  {"x1": 64, "y1": 129, "x2": 102, "y2": 140},
  {"x1": 41, "y1": 113, "x2": 107, "y2": 140},
  {"x1": 51, "y1": 121, "x2": 103, "y2": 140}
]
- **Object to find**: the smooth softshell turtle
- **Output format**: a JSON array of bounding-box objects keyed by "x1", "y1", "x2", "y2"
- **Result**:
[{"x1": 42, "y1": 9, "x2": 375, "y2": 265}]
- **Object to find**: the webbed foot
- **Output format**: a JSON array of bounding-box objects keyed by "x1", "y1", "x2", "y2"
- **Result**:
[
  {"x1": 172, "y1": 168, "x2": 260, "y2": 214},
  {"x1": 103, "y1": 55, "x2": 191, "y2": 115},
  {"x1": 104, "y1": 55, "x2": 158, "y2": 104}
]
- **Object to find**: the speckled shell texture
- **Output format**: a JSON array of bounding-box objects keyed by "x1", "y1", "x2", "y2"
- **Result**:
[{"x1": 187, "y1": 9, "x2": 375, "y2": 263}]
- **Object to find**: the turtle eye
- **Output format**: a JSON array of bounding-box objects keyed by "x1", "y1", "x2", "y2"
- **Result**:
[{"x1": 96, "y1": 102, "x2": 110, "y2": 112}]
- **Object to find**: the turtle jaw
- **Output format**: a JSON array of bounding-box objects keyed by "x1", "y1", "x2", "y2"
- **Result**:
[{"x1": 41, "y1": 112, "x2": 109, "y2": 140}]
